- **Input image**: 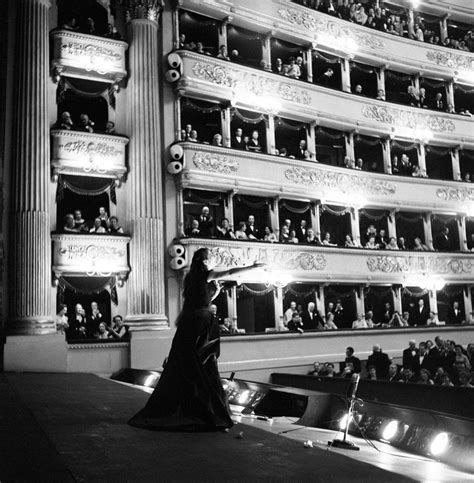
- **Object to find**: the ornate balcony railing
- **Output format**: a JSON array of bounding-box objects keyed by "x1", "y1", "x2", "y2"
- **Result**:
[
  {"x1": 176, "y1": 51, "x2": 474, "y2": 148},
  {"x1": 52, "y1": 233, "x2": 131, "y2": 279},
  {"x1": 51, "y1": 129, "x2": 128, "y2": 180},
  {"x1": 175, "y1": 142, "x2": 474, "y2": 215},
  {"x1": 176, "y1": 238, "x2": 474, "y2": 285},
  {"x1": 50, "y1": 30, "x2": 128, "y2": 83},
  {"x1": 181, "y1": 0, "x2": 474, "y2": 81}
]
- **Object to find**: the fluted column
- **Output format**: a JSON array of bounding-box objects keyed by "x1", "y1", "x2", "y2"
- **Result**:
[
  {"x1": 341, "y1": 57, "x2": 351, "y2": 93},
  {"x1": 221, "y1": 105, "x2": 232, "y2": 148},
  {"x1": 392, "y1": 286, "x2": 402, "y2": 314},
  {"x1": 265, "y1": 114, "x2": 276, "y2": 154},
  {"x1": 344, "y1": 132, "x2": 355, "y2": 160},
  {"x1": 274, "y1": 287, "x2": 284, "y2": 330},
  {"x1": 311, "y1": 202, "x2": 321, "y2": 239},
  {"x1": 457, "y1": 216, "x2": 468, "y2": 251},
  {"x1": 9, "y1": 0, "x2": 54, "y2": 334},
  {"x1": 451, "y1": 148, "x2": 461, "y2": 181},
  {"x1": 350, "y1": 208, "x2": 361, "y2": 246},
  {"x1": 416, "y1": 143, "x2": 427, "y2": 176},
  {"x1": 424, "y1": 213, "x2": 434, "y2": 250},
  {"x1": 387, "y1": 210, "x2": 397, "y2": 241},
  {"x1": 382, "y1": 138, "x2": 392, "y2": 174},
  {"x1": 463, "y1": 286, "x2": 473, "y2": 324},
  {"x1": 126, "y1": 5, "x2": 167, "y2": 328},
  {"x1": 306, "y1": 122, "x2": 317, "y2": 160}
]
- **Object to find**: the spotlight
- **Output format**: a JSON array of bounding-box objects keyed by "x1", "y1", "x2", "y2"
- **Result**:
[
  {"x1": 381, "y1": 420, "x2": 398, "y2": 441},
  {"x1": 238, "y1": 390, "x2": 250, "y2": 405},
  {"x1": 339, "y1": 413, "x2": 349, "y2": 430},
  {"x1": 430, "y1": 432, "x2": 449, "y2": 456}
]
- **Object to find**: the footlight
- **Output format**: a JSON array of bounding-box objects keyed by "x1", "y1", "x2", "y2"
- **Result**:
[
  {"x1": 238, "y1": 390, "x2": 250, "y2": 405},
  {"x1": 429, "y1": 432, "x2": 449, "y2": 457},
  {"x1": 381, "y1": 420, "x2": 398, "y2": 442},
  {"x1": 339, "y1": 413, "x2": 349, "y2": 430}
]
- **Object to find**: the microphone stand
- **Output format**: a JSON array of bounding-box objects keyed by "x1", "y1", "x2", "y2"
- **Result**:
[{"x1": 329, "y1": 373, "x2": 360, "y2": 451}]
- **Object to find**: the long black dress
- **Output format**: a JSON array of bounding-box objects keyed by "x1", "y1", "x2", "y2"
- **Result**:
[{"x1": 128, "y1": 269, "x2": 233, "y2": 431}]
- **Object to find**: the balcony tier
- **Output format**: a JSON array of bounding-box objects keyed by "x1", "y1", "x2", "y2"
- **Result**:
[
  {"x1": 177, "y1": 142, "x2": 474, "y2": 215},
  {"x1": 50, "y1": 30, "x2": 128, "y2": 83},
  {"x1": 52, "y1": 233, "x2": 131, "y2": 278},
  {"x1": 51, "y1": 129, "x2": 128, "y2": 180},
  {"x1": 181, "y1": 0, "x2": 474, "y2": 82},
  {"x1": 176, "y1": 51, "x2": 474, "y2": 148},
  {"x1": 178, "y1": 238, "x2": 474, "y2": 285}
]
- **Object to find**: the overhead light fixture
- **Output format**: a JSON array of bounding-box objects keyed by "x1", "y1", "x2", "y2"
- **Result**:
[
  {"x1": 381, "y1": 420, "x2": 398, "y2": 441},
  {"x1": 430, "y1": 432, "x2": 449, "y2": 456}
]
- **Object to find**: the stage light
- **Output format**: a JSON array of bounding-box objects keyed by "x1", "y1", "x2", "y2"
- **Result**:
[
  {"x1": 339, "y1": 413, "x2": 349, "y2": 430},
  {"x1": 382, "y1": 420, "x2": 398, "y2": 441},
  {"x1": 238, "y1": 390, "x2": 250, "y2": 405},
  {"x1": 430, "y1": 432, "x2": 449, "y2": 456}
]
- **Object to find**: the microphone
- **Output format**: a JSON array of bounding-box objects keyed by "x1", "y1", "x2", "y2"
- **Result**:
[
  {"x1": 346, "y1": 373, "x2": 360, "y2": 400},
  {"x1": 229, "y1": 371, "x2": 235, "y2": 381}
]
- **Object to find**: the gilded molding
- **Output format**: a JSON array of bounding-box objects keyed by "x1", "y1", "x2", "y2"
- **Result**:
[
  {"x1": 277, "y1": 7, "x2": 384, "y2": 50},
  {"x1": 192, "y1": 152, "x2": 239, "y2": 174},
  {"x1": 61, "y1": 141, "x2": 122, "y2": 158},
  {"x1": 191, "y1": 61, "x2": 312, "y2": 105},
  {"x1": 60, "y1": 42, "x2": 122, "y2": 71},
  {"x1": 57, "y1": 244, "x2": 126, "y2": 261},
  {"x1": 436, "y1": 187, "x2": 474, "y2": 202},
  {"x1": 367, "y1": 255, "x2": 472, "y2": 274},
  {"x1": 125, "y1": 0, "x2": 163, "y2": 21},
  {"x1": 362, "y1": 105, "x2": 456, "y2": 133},
  {"x1": 208, "y1": 246, "x2": 327, "y2": 271},
  {"x1": 284, "y1": 166, "x2": 396, "y2": 196},
  {"x1": 426, "y1": 50, "x2": 474, "y2": 70}
]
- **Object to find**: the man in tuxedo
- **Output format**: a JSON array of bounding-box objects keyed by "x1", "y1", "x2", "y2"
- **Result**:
[
  {"x1": 295, "y1": 220, "x2": 308, "y2": 242},
  {"x1": 414, "y1": 342, "x2": 436, "y2": 376},
  {"x1": 344, "y1": 346, "x2": 361, "y2": 373},
  {"x1": 231, "y1": 128, "x2": 246, "y2": 150},
  {"x1": 68, "y1": 303, "x2": 88, "y2": 339},
  {"x1": 447, "y1": 301, "x2": 465, "y2": 325},
  {"x1": 273, "y1": 57, "x2": 284, "y2": 75},
  {"x1": 87, "y1": 301, "x2": 104, "y2": 338},
  {"x1": 333, "y1": 300, "x2": 345, "y2": 328},
  {"x1": 366, "y1": 344, "x2": 391, "y2": 379},
  {"x1": 376, "y1": 229, "x2": 388, "y2": 249},
  {"x1": 293, "y1": 139, "x2": 310, "y2": 160},
  {"x1": 412, "y1": 299, "x2": 430, "y2": 326},
  {"x1": 301, "y1": 302, "x2": 323, "y2": 330},
  {"x1": 198, "y1": 205, "x2": 214, "y2": 237},
  {"x1": 315, "y1": 68, "x2": 334, "y2": 87},
  {"x1": 432, "y1": 92, "x2": 445, "y2": 111},
  {"x1": 402, "y1": 339, "x2": 419, "y2": 371},
  {"x1": 400, "y1": 153, "x2": 412, "y2": 176},
  {"x1": 284, "y1": 301, "x2": 297, "y2": 327},
  {"x1": 245, "y1": 214, "x2": 260, "y2": 240},
  {"x1": 434, "y1": 226, "x2": 451, "y2": 251},
  {"x1": 387, "y1": 363, "x2": 401, "y2": 382}
]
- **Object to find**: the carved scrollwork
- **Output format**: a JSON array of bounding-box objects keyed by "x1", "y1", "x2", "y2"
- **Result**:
[
  {"x1": 61, "y1": 141, "x2": 121, "y2": 158},
  {"x1": 284, "y1": 166, "x2": 396, "y2": 196},
  {"x1": 277, "y1": 8, "x2": 384, "y2": 50},
  {"x1": 436, "y1": 187, "x2": 474, "y2": 202},
  {"x1": 426, "y1": 50, "x2": 474, "y2": 71},
  {"x1": 367, "y1": 255, "x2": 472, "y2": 274},
  {"x1": 58, "y1": 244, "x2": 126, "y2": 261},
  {"x1": 60, "y1": 42, "x2": 122, "y2": 74},
  {"x1": 192, "y1": 152, "x2": 239, "y2": 174},
  {"x1": 192, "y1": 62, "x2": 236, "y2": 88},
  {"x1": 362, "y1": 105, "x2": 456, "y2": 133}
]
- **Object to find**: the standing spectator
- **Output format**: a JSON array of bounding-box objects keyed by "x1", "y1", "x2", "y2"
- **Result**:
[
  {"x1": 186, "y1": 219, "x2": 201, "y2": 237},
  {"x1": 88, "y1": 301, "x2": 103, "y2": 337},
  {"x1": 247, "y1": 130, "x2": 262, "y2": 153},
  {"x1": 231, "y1": 128, "x2": 246, "y2": 150},
  {"x1": 344, "y1": 346, "x2": 361, "y2": 373},
  {"x1": 301, "y1": 302, "x2": 323, "y2": 330},
  {"x1": 109, "y1": 315, "x2": 129, "y2": 339},
  {"x1": 284, "y1": 301, "x2": 298, "y2": 326},
  {"x1": 108, "y1": 216, "x2": 124, "y2": 234},
  {"x1": 245, "y1": 214, "x2": 260, "y2": 240},
  {"x1": 434, "y1": 226, "x2": 451, "y2": 251},
  {"x1": 333, "y1": 300, "x2": 345, "y2": 328},
  {"x1": 366, "y1": 344, "x2": 391, "y2": 379},
  {"x1": 402, "y1": 339, "x2": 419, "y2": 371},
  {"x1": 216, "y1": 218, "x2": 235, "y2": 239},
  {"x1": 412, "y1": 299, "x2": 430, "y2": 326},
  {"x1": 55, "y1": 304, "x2": 69, "y2": 335},
  {"x1": 73, "y1": 210, "x2": 88, "y2": 231},
  {"x1": 197, "y1": 206, "x2": 214, "y2": 237},
  {"x1": 69, "y1": 303, "x2": 88, "y2": 339},
  {"x1": 447, "y1": 301, "x2": 465, "y2": 325}
]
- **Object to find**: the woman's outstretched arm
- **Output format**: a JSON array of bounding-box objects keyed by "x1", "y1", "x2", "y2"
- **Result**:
[{"x1": 207, "y1": 262, "x2": 266, "y2": 283}]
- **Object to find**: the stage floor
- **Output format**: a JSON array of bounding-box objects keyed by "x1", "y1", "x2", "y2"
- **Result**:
[{"x1": 0, "y1": 373, "x2": 470, "y2": 482}]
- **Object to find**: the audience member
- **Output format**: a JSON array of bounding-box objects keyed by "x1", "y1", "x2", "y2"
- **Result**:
[
  {"x1": 108, "y1": 315, "x2": 129, "y2": 339},
  {"x1": 90, "y1": 217, "x2": 107, "y2": 233},
  {"x1": 366, "y1": 344, "x2": 391, "y2": 378},
  {"x1": 216, "y1": 218, "x2": 235, "y2": 239},
  {"x1": 55, "y1": 304, "x2": 69, "y2": 334},
  {"x1": 108, "y1": 216, "x2": 124, "y2": 234}
]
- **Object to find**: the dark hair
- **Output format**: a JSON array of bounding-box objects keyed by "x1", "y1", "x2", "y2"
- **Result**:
[
  {"x1": 113, "y1": 315, "x2": 123, "y2": 322},
  {"x1": 58, "y1": 304, "x2": 67, "y2": 312},
  {"x1": 346, "y1": 346, "x2": 354, "y2": 355}
]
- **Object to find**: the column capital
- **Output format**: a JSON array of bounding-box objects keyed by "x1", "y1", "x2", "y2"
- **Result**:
[
  {"x1": 23, "y1": 0, "x2": 52, "y2": 6},
  {"x1": 125, "y1": 0, "x2": 164, "y2": 23}
]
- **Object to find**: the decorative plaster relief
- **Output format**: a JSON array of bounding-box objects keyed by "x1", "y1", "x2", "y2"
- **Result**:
[
  {"x1": 192, "y1": 62, "x2": 312, "y2": 105},
  {"x1": 362, "y1": 105, "x2": 456, "y2": 132},
  {"x1": 437, "y1": 187, "x2": 474, "y2": 202},
  {"x1": 209, "y1": 246, "x2": 327, "y2": 271},
  {"x1": 192, "y1": 151, "x2": 239, "y2": 174},
  {"x1": 284, "y1": 166, "x2": 396, "y2": 196},
  {"x1": 60, "y1": 42, "x2": 122, "y2": 74},
  {"x1": 367, "y1": 255, "x2": 472, "y2": 274},
  {"x1": 277, "y1": 7, "x2": 384, "y2": 49},
  {"x1": 426, "y1": 50, "x2": 474, "y2": 71},
  {"x1": 61, "y1": 141, "x2": 122, "y2": 158},
  {"x1": 58, "y1": 244, "x2": 126, "y2": 261}
]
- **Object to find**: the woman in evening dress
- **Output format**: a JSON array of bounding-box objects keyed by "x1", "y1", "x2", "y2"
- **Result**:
[{"x1": 129, "y1": 247, "x2": 263, "y2": 431}]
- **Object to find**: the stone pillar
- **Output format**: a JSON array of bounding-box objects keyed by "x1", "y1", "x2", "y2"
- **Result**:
[
  {"x1": 228, "y1": 286, "x2": 238, "y2": 328},
  {"x1": 341, "y1": 57, "x2": 351, "y2": 93},
  {"x1": 351, "y1": 208, "x2": 361, "y2": 246},
  {"x1": 8, "y1": 0, "x2": 54, "y2": 335},
  {"x1": 416, "y1": 143, "x2": 427, "y2": 176},
  {"x1": 407, "y1": 9, "x2": 415, "y2": 39},
  {"x1": 306, "y1": 122, "x2": 317, "y2": 161},
  {"x1": 428, "y1": 289, "x2": 438, "y2": 316},
  {"x1": 382, "y1": 138, "x2": 392, "y2": 174},
  {"x1": 439, "y1": 16, "x2": 448, "y2": 43},
  {"x1": 413, "y1": 73, "x2": 420, "y2": 92},
  {"x1": 176, "y1": 186, "x2": 185, "y2": 237},
  {"x1": 345, "y1": 132, "x2": 355, "y2": 160},
  {"x1": 265, "y1": 114, "x2": 276, "y2": 155},
  {"x1": 446, "y1": 80, "x2": 455, "y2": 111},
  {"x1": 311, "y1": 202, "x2": 321, "y2": 239},
  {"x1": 224, "y1": 190, "x2": 236, "y2": 229},
  {"x1": 376, "y1": 67, "x2": 385, "y2": 97},
  {"x1": 451, "y1": 147, "x2": 461, "y2": 181},
  {"x1": 271, "y1": 197, "x2": 280, "y2": 239},
  {"x1": 126, "y1": 4, "x2": 167, "y2": 329},
  {"x1": 457, "y1": 216, "x2": 468, "y2": 251},
  {"x1": 221, "y1": 105, "x2": 232, "y2": 148},
  {"x1": 424, "y1": 213, "x2": 434, "y2": 250},
  {"x1": 218, "y1": 17, "x2": 229, "y2": 51},
  {"x1": 392, "y1": 286, "x2": 403, "y2": 314},
  {"x1": 355, "y1": 286, "x2": 364, "y2": 317},
  {"x1": 274, "y1": 287, "x2": 284, "y2": 330},
  {"x1": 316, "y1": 285, "x2": 325, "y2": 317},
  {"x1": 261, "y1": 33, "x2": 272, "y2": 71},
  {"x1": 387, "y1": 210, "x2": 397, "y2": 241},
  {"x1": 305, "y1": 45, "x2": 314, "y2": 83},
  {"x1": 463, "y1": 286, "x2": 473, "y2": 324}
]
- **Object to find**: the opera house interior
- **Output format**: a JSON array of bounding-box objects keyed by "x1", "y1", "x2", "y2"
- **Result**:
[{"x1": 1, "y1": 0, "x2": 474, "y2": 479}]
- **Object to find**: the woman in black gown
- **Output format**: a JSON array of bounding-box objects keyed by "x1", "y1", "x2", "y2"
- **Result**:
[{"x1": 129, "y1": 248, "x2": 263, "y2": 431}]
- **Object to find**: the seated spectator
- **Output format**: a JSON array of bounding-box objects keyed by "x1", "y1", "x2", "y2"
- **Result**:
[
  {"x1": 105, "y1": 23, "x2": 121, "y2": 40},
  {"x1": 458, "y1": 371, "x2": 474, "y2": 388},
  {"x1": 417, "y1": 368, "x2": 434, "y2": 385},
  {"x1": 344, "y1": 234, "x2": 358, "y2": 248},
  {"x1": 263, "y1": 226, "x2": 278, "y2": 243},
  {"x1": 387, "y1": 363, "x2": 401, "y2": 382},
  {"x1": 399, "y1": 366, "x2": 417, "y2": 383},
  {"x1": 288, "y1": 312, "x2": 304, "y2": 333},
  {"x1": 84, "y1": 17, "x2": 96, "y2": 35},
  {"x1": 322, "y1": 232, "x2": 337, "y2": 246},
  {"x1": 412, "y1": 23, "x2": 424, "y2": 42},
  {"x1": 273, "y1": 57, "x2": 284, "y2": 75},
  {"x1": 366, "y1": 366, "x2": 378, "y2": 380},
  {"x1": 279, "y1": 225, "x2": 290, "y2": 243},
  {"x1": 73, "y1": 210, "x2": 88, "y2": 231},
  {"x1": 365, "y1": 235, "x2": 379, "y2": 249},
  {"x1": 343, "y1": 346, "x2": 361, "y2": 373},
  {"x1": 324, "y1": 312, "x2": 338, "y2": 330},
  {"x1": 245, "y1": 214, "x2": 260, "y2": 240},
  {"x1": 219, "y1": 317, "x2": 238, "y2": 335},
  {"x1": 386, "y1": 237, "x2": 399, "y2": 250},
  {"x1": 108, "y1": 216, "x2": 124, "y2": 234},
  {"x1": 216, "y1": 218, "x2": 235, "y2": 239},
  {"x1": 340, "y1": 361, "x2": 355, "y2": 378},
  {"x1": 413, "y1": 236, "x2": 428, "y2": 251},
  {"x1": 308, "y1": 362, "x2": 323, "y2": 377},
  {"x1": 463, "y1": 172, "x2": 471, "y2": 183},
  {"x1": 90, "y1": 217, "x2": 107, "y2": 233},
  {"x1": 353, "y1": 5, "x2": 368, "y2": 25},
  {"x1": 287, "y1": 57, "x2": 301, "y2": 79},
  {"x1": 217, "y1": 44, "x2": 230, "y2": 61},
  {"x1": 454, "y1": 344, "x2": 471, "y2": 373},
  {"x1": 432, "y1": 92, "x2": 445, "y2": 111},
  {"x1": 412, "y1": 165, "x2": 427, "y2": 178},
  {"x1": 57, "y1": 111, "x2": 74, "y2": 130},
  {"x1": 61, "y1": 16, "x2": 79, "y2": 31},
  {"x1": 108, "y1": 315, "x2": 129, "y2": 339},
  {"x1": 234, "y1": 221, "x2": 248, "y2": 240},
  {"x1": 105, "y1": 121, "x2": 116, "y2": 134},
  {"x1": 343, "y1": 156, "x2": 354, "y2": 169},
  {"x1": 315, "y1": 68, "x2": 335, "y2": 87},
  {"x1": 354, "y1": 158, "x2": 363, "y2": 170},
  {"x1": 78, "y1": 113, "x2": 94, "y2": 133},
  {"x1": 365, "y1": 310, "x2": 377, "y2": 328},
  {"x1": 441, "y1": 373, "x2": 454, "y2": 386},
  {"x1": 96, "y1": 322, "x2": 111, "y2": 339},
  {"x1": 398, "y1": 237, "x2": 407, "y2": 250},
  {"x1": 230, "y1": 49, "x2": 241, "y2": 63},
  {"x1": 418, "y1": 88, "x2": 428, "y2": 108},
  {"x1": 212, "y1": 133, "x2": 223, "y2": 146},
  {"x1": 353, "y1": 84, "x2": 364, "y2": 96},
  {"x1": 386, "y1": 311, "x2": 408, "y2": 328},
  {"x1": 407, "y1": 85, "x2": 420, "y2": 107},
  {"x1": 322, "y1": 362, "x2": 336, "y2": 378},
  {"x1": 185, "y1": 219, "x2": 201, "y2": 237},
  {"x1": 352, "y1": 313, "x2": 368, "y2": 329},
  {"x1": 284, "y1": 301, "x2": 297, "y2": 327},
  {"x1": 376, "y1": 89, "x2": 386, "y2": 101},
  {"x1": 231, "y1": 128, "x2": 246, "y2": 150},
  {"x1": 305, "y1": 228, "x2": 322, "y2": 245},
  {"x1": 293, "y1": 140, "x2": 310, "y2": 160},
  {"x1": 247, "y1": 130, "x2": 262, "y2": 153},
  {"x1": 288, "y1": 229, "x2": 299, "y2": 244},
  {"x1": 188, "y1": 130, "x2": 199, "y2": 142},
  {"x1": 98, "y1": 207, "x2": 109, "y2": 228},
  {"x1": 63, "y1": 213, "x2": 79, "y2": 233},
  {"x1": 55, "y1": 304, "x2": 69, "y2": 334},
  {"x1": 194, "y1": 42, "x2": 210, "y2": 56},
  {"x1": 259, "y1": 59, "x2": 268, "y2": 70},
  {"x1": 426, "y1": 311, "x2": 442, "y2": 326}
]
